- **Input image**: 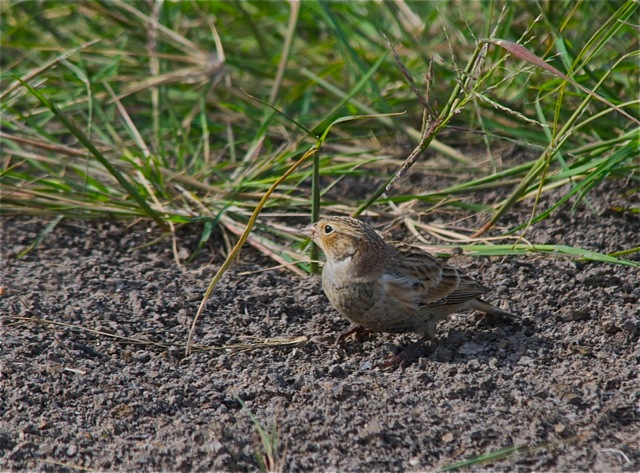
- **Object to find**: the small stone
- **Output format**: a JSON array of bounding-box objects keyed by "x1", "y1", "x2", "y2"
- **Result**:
[
  {"x1": 459, "y1": 342, "x2": 486, "y2": 355},
  {"x1": 442, "y1": 432, "x2": 454, "y2": 442},
  {"x1": 517, "y1": 356, "x2": 534, "y2": 366}
]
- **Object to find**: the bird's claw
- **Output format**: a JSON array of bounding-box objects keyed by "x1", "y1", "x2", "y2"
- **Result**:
[
  {"x1": 378, "y1": 338, "x2": 430, "y2": 369},
  {"x1": 335, "y1": 325, "x2": 375, "y2": 345}
]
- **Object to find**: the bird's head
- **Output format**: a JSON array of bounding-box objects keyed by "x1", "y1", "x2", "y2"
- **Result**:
[{"x1": 301, "y1": 216, "x2": 387, "y2": 264}]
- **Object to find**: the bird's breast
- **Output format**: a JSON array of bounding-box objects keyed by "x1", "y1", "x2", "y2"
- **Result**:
[{"x1": 321, "y1": 266, "x2": 377, "y2": 320}]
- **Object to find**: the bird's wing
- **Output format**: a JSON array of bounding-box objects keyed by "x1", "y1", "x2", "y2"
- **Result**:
[{"x1": 388, "y1": 244, "x2": 487, "y2": 308}]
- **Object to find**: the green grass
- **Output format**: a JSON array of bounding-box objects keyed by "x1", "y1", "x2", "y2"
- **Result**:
[
  {"x1": 2, "y1": 3, "x2": 639, "y2": 257},
  {"x1": 237, "y1": 397, "x2": 283, "y2": 473}
]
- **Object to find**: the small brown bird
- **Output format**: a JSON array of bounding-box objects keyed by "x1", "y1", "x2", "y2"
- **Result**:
[{"x1": 302, "y1": 216, "x2": 519, "y2": 365}]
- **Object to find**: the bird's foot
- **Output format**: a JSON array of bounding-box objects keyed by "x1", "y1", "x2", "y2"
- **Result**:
[
  {"x1": 379, "y1": 336, "x2": 431, "y2": 369},
  {"x1": 335, "y1": 325, "x2": 375, "y2": 345}
]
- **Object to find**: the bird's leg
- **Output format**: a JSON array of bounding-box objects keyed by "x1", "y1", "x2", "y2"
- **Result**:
[
  {"x1": 335, "y1": 325, "x2": 375, "y2": 345},
  {"x1": 380, "y1": 334, "x2": 432, "y2": 369}
]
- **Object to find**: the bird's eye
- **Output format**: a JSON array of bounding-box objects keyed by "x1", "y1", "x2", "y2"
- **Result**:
[{"x1": 323, "y1": 224, "x2": 334, "y2": 235}]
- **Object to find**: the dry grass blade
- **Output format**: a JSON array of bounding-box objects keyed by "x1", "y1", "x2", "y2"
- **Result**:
[
  {"x1": 3, "y1": 317, "x2": 308, "y2": 355},
  {"x1": 185, "y1": 147, "x2": 319, "y2": 356},
  {"x1": 95, "y1": 0, "x2": 208, "y2": 58},
  {"x1": 203, "y1": 336, "x2": 308, "y2": 353},
  {"x1": 5, "y1": 317, "x2": 172, "y2": 349},
  {"x1": 384, "y1": 33, "x2": 434, "y2": 117},
  {"x1": 41, "y1": 460, "x2": 101, "y2": 473},
  {"x1": 110, "y1": 61, "x2": 225, "y2": 103},
  {"x1": 482, "y1": 39, "x2": 639, "y2": 125},
  {"x1": 221, "y1": 215, "x2": 307, "y2": 277}
]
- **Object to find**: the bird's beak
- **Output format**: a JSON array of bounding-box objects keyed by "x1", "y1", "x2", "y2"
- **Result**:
[{"x1": 300, "y1": 224, "x2": 318, "y2": 239}]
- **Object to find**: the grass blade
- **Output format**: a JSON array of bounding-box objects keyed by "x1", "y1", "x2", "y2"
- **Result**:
[{"x1": 16, "y1": 78, "x2": 168, "y2": 231}]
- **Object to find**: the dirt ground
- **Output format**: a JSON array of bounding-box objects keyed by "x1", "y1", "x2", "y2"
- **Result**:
[{"x1": 1, "y1": 178, "x2": 639, "y2": 472}]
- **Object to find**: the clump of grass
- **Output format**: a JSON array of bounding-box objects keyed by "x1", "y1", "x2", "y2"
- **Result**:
[{"x1": 237, "y1": 398, "x2": 284, "y2": 473}]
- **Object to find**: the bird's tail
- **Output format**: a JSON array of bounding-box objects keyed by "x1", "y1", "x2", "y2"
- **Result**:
[{"x1": 470, "y1": 299, "x2": 520, "y2": 320}]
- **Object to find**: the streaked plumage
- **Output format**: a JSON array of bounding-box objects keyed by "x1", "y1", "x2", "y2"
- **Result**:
[{"x1": 302, "y1": 216, "x2": 518, "y2": 364}]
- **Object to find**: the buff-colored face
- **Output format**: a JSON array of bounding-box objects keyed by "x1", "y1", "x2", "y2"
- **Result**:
[{"x1": 301, "y1": 217, "x2": 366, "y2": 262}]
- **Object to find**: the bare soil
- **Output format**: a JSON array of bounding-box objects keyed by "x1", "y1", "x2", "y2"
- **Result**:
[{"x1": 1, "y1": 179, "x2": 639, "y2": 472}]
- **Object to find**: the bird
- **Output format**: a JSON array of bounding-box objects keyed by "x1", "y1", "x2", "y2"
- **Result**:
[{"x1": 301, "y1": 216, "x2": 519, "y2": 366}]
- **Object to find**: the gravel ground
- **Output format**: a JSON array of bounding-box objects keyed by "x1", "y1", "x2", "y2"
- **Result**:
[{"x1": 1, "y1": 181, "x2": 639, "y2": 472}]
